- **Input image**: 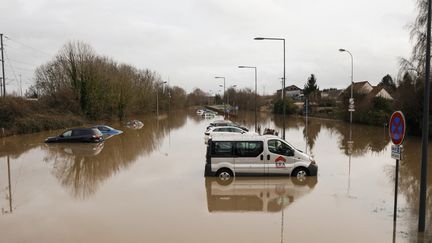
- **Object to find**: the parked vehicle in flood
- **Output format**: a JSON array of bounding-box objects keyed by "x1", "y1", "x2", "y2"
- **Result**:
[
  {"x1": 204, "y1": 135, "x2": 317, "y2": 181},
  {"x1": 126, "y1": 120, "x2": 144, "y2": 129},
  {"x1": 44, "y1": 128, "x2": 104, "y2": 143},
  {"x1": 92, "y1": 125, "x2": 123, "y2": 136},
  {"x1": 203, "y1": 112, "x2": 216, "y2": 119},
  {"x1": 206, "y1": 120, "x2": 249, "y2": 132},
  {"x1": 204, "y1": 126, "x2": 257, "y2": 144}
]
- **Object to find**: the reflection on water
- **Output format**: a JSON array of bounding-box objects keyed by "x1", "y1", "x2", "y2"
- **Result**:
[
  {"x1": 1, "y1": 111, "x2": 187, "y2": 201},
  {"x1": 2, "y1": 111, "x2": 432, "y2": 242},
  {"x1": 205, "y1": 177, "x2": 317, "y2": 213},
  {"x1": 43, "y1": 111, "x2": 186, "y2": 199}
]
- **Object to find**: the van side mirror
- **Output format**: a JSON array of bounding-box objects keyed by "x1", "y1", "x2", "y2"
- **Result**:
[{"x1": 287, "y1": 149, "x2": 294, "y2": 156}]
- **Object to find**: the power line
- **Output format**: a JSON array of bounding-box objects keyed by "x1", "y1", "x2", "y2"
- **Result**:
[
  {"x1": 4, "y1": 35, "x2": 53, "y2": 57},
  {"x1": 7, "y1": 58, "x2": 37, "y2": 67},
  {"x1": 4, "y1": 50, "x2": 19, "y2": 88},
  {"x1": 9, "y1": 66, "x2": 34, "y2": 73}
]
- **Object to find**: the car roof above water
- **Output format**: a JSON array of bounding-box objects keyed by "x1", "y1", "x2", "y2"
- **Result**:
[{"x1": 209, "y1": 134, "x2": 280, "y2": 141}]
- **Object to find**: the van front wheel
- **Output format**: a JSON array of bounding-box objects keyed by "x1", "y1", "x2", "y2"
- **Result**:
[
  {"x1": 216, "y1": 169, "x2": 234, "y2": 185},
  {"x1": 291, "y1": 167, "x2": 309, "y2": 185}
]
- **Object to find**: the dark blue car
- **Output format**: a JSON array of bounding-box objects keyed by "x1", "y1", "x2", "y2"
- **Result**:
[{"x1": 45, "y1": 128, "x2": 104, "y2": 143}]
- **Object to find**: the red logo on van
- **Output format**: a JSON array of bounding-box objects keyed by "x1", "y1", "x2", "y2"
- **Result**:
[{"x1": 275, "y1": 156, "x2": 286, "y2": 168}]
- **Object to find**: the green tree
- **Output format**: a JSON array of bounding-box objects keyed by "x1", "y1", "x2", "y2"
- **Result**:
[
  {"x1": 304, "y1": 74, "x2": 319, "y2": 97},
  {"x1": 378, "y1": 74, "x2": 396, "y2": 91},
  {"x1": 273, "y1": 97, "x2": 297, "y2": 115}
]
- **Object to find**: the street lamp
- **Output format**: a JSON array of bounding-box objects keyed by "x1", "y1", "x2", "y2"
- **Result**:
[
  {"x1": 339, "y1": 48, "x2": 354, "y2": 125},
  {"x1": 255, "y1": 37, "x2": 286, "y2": 139},
  {"x1": 339, "y1": 48, "x2": 354, "y2": 200},
  {"x1": 156, "y1": 81, "x2": 167, "y2": 118},
  {"x1": 238, "y1": 65, "x2": 258, "y2": 132},
  {"x1": 215, "y1": 76, "x2": 226, "y2": 115}
]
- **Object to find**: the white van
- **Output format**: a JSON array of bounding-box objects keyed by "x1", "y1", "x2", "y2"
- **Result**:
[{"x1": 204, "y1": 135, "x2": 317, "y2": 180}]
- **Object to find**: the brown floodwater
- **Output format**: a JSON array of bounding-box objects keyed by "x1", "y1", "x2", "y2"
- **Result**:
[{"x1": 1, "y1": 111, "x2": 432, "y2": 242}]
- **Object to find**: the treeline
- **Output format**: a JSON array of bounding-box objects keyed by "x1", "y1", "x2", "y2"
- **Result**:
[
  {"x1": 186, "y1": 87, "x2": 264, "y2": 111},
  {"x1": 27, "y1": 41, "x2": 187, "y2": 120}
]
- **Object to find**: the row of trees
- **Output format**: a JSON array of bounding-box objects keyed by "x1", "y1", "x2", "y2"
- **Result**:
[
  {"x1": 28, "y1": 41, "x2": 187, "y2": 119},
  {"x1": 186, "y1": 87, "x2": 264, "y2": 111}
]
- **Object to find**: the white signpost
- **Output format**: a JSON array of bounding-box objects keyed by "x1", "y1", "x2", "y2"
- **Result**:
[{"x1": 391, "y1": 144, "x2": 402, "y2": 160}]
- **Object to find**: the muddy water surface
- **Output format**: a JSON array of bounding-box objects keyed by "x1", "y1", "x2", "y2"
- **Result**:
[{"x1": 1, "y1": 111, "x2": 432, "y2": 242}]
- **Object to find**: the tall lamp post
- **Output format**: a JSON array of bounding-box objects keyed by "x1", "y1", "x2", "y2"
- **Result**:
[
  {"x1": 254, "y1": 37, "x2": 286, "y2": 139},
  {"x1": 156, "y1": 81, "x2": 167, "y2": 118},
  {"x1": 215, "y1": 76, "x2": 226, "y2": 115},
  {"x1": 339, "y1": 48, "x2": 354, "y2": 125},
  {"x1": 419, "y1": 0, "x2": 432, "y2": 233},
  {"x1": 238, "y1": 65, "x2": 258, "y2": 132},
  {"x1": 339, "y1": 49, "x2": 354, "y2": 198}
]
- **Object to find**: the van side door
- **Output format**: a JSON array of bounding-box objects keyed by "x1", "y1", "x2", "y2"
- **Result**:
[
  {"x1": 265, "y1": 139, "x2": 296, "y2": 175},
  {"x1": 234, "y1": 141, "x2": 265, "y2": 175}
]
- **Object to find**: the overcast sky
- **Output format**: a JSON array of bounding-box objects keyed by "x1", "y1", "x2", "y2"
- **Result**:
[{"x1": 1, "y1": 0, "x2": 417, "y2": 95}]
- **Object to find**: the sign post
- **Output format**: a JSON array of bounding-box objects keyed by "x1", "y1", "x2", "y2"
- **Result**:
[{"x1": 389, "y1": 111, "x2": 406, "y2": 223}]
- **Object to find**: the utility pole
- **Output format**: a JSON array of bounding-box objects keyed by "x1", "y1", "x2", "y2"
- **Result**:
[
  {"x1": 418, "y1": 0, "x2": 431, "y2": 233},
  {"x1": 19, "y1": 74, "x2": 22, "y2": 97},
  {"x1": 0, "y1": 34, "x2": 5, "y2": 97}
]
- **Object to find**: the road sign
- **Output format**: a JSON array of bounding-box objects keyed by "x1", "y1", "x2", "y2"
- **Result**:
[
  {"x1": 391, "y1": 144, "x2": 402, "y2": 160},
  {"x1": 389, "y1": 111, "x2": 406, "y2": 145},
  {"x1": 389, "y1": 111, "x2": 405, "y2": 224},
  {"x1": 348, "y1": 98, "x2": 355, "y2": 112}
]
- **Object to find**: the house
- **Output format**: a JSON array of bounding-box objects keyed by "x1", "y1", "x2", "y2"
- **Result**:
[
  {"x1": 276, "y1": 85, "x2": 303, "y2": 100},
  {"x1": 341, "y1": 81, "x2": 393, "y2": 100},
  {"x1": 321, "y1": 89, "x2": 343, "y2": 100}
]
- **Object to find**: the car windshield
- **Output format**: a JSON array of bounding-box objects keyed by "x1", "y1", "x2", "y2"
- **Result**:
[
  {"x1": 93, "y1": 129, "x2": 103, "y2": 136},
  {"x1": 62, "y1": 130, "x2": 72, "y2": 137}
]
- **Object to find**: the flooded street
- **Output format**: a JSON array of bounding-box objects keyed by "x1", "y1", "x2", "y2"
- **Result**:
[{"x1": 1, "y1": 111, "x2": 432, "y2": 242}]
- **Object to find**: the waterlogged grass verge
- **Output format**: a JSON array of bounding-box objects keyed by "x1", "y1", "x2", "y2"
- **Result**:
[{"x1": 0, "y1": 97, "x2": 85, "y2": 137}]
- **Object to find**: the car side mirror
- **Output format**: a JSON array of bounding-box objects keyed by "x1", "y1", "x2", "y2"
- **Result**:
[{"x1": 60, "y1": 134, "x2": 64, "y2": 138}]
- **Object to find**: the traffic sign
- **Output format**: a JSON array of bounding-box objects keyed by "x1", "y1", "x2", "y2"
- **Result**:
[
  {"x1": 389, "y1": 111, "x2": 406, "y2": 145},
  {"x1": 391, "y1": 145, "x2": 402, "y2": 160},
  {"x1": 348, "y1": 98, "x2": 355, "y2": 112}
]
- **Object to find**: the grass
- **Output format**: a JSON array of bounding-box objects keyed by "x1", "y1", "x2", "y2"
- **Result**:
[{"x1": 0, "y1": 97, "x2": 85, "y2": 137}]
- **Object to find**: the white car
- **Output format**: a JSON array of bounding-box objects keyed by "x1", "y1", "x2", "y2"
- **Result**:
[
  {"x1": 197, "y1": 109, "x2": 205, "y2": 115},
  {"x1": 204, "y1": 126, "x2": 257, "y2": 144},
  {"x1": 203, "y1": 112, "x2": 216, "y2": 119}
]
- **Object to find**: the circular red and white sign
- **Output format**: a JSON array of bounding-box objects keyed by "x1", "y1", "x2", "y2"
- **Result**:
[{"x1": 389, "y1": 111, "x2": 406, "y2": 145}]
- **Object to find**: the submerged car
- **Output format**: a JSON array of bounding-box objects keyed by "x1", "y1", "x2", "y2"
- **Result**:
[
  {"x1": 44, "y1": 128, "x2": 104, "y2": 143},
  {"x1": 126, "y1": 120, "x2": 144, "y2": 129},
  {"x1": 206, "y1": 120, "x2": 249, "y2": 132},
  {"x1": 204, "y1": 126, "x2": 257, "y2": 144},
  {"x1": 92, "y1": 125, "x2": 123, "y2": 136}
]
